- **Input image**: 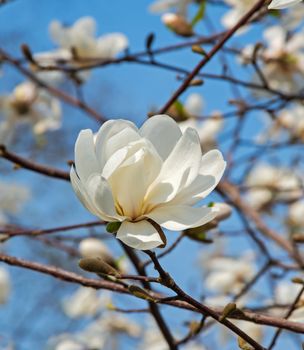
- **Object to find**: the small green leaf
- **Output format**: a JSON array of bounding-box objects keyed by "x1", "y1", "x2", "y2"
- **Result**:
[
  {"x1": 268, "y1": 9, "x2": 280, "y2": 17},
  {"x1": 106, "y1": 221, "x2": 121, "y2": 233},
  {"x1": 191, "y1": 1, "x2": 206, "y2": 28}
]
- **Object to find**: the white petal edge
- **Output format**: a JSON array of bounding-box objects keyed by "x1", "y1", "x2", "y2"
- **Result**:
[
  {"x1": 70, "y1": 166, "x2": 109, "y2": 221},
  {"x1": 75, "y1": 129, "x2": 100, "y2": 183},
  {"x1": 173, "y1": 149, "x2": 226, "y2": 206},
  {"x1": 86, "y1": 174, "x2": 124, "y2": 222},
  {"x1": 268, "y1": 0, "x2": 302, "y2": 9},
  {"x1": 146, "y1": 205, "x2": 217, "y2": 231},
  {"x1": 140, "y1": 115, "x2": 182, "y2": 160},
  {"x1": 116, "y1": 220, "x2": 164, "y2": 250}
]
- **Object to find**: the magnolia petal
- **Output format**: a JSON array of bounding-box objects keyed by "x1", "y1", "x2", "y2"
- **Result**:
[
  {"x1": 146, "y1": 127, "x2": 201, "y2": 204},
  {"x1": 140, "y1": 115, "x2": 182, "y2": 160},
  {"x1": 49, "y1": 20, "x2": 67, "y2": 47},
  {"x1": 268, "y1": 0, "x2": 302, "y2": 9},
  {"x1": 263, "y1": 26, "x2": 286, "y2": 52},
  {"x1": 108, "y1": 141, "x2": 162, "y2": 219},
  {"x1": 116, "y1": 220, "x2": 164, "y2": 250},
  {"x1": 147, "y1": 205, "x2": 217, "y2": 231},
  {"x1": 94, "y1": 119, "x2": 139, "y2": 169},
  {"x1": 173, "y1": 149, "x2": 226, "y2": 205},
  {"x1": 70, "y1": 166, "x2": 106, "y2": 219},
  {"x1": 184, "y1": 93, "x2": 204, "y2": 116},
  {"x1": 86, "y1": 174, "x2": 123, "y2": 221},
  {"x1": 74, "y1": 16, "x2": 96, "y2": 37},
  {"x1": 97, "y1": 33, "x2": 129, "y2": 58},
  {"x1": 75, "y1": 129, "x2": 100, "y2": 183}
]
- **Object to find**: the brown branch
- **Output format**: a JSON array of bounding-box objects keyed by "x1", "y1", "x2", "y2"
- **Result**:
[
  {"x1": 158, "y1": 0, "x2": 269, "y2": 114},
  {"x1": 218, "y1": 181, "x2": 304, "y2": 266},
  {"x1": 2, "y1": 220, "x2": 104, "y2": 237},
  {"x1": 0, "y1": 253, "x2": 127, "y2": 293},
  {"x1": 0, "y1": 145, "x2": 70, "y2": 181},
  {"x1": 268, "y1": 285, "x2": 304, "y2": 349},
  {"x1": 1, "y1": 253, "x2": 304, "y2": 335},
  {"x1": 145, "y1": 250, "x2": 266, "y2": 350},
  {"x1": 121, "y1": 244, "x2": 178, "y2": 350},
  {"x1": 0, "y1": 48, "x2": 106, "y2": 124}
]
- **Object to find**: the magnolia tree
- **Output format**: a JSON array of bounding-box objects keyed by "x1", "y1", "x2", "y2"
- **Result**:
[{"x1": 0, "y1": 0, "x2": 304, "y2": 349}]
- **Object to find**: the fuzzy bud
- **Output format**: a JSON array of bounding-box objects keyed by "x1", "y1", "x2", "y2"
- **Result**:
[{"x1": 162, "y1": 13, "x2": 194, "y2": 37}]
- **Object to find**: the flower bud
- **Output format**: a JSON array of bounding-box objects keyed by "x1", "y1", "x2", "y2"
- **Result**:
[
  {"x1": 219, "y1": 302, "x2": 237, "y2": 322},
  {"x1": 79, "y1": 257, "x2": 121, "y2": 278},
  {"x1": 161, "y1": 13, "x2": 193, "y2": 37},
  {"x1": 128, "y1": 285, "x2": 156, "y2": 302},
  {"x1": 213, "y1": 203, "x2": 232, "y2": 222}
]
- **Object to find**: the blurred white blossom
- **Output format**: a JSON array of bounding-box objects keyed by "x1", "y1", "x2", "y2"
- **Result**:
[
  {"x1": 139, "y1": 322, "x2": 204, "y2": 350},
  {"x1": 282, "y1": 3, "x2": 304, "y2": 29},
  {"x1": 260, "y1": 104, "x2": 304, "y2": 142},
  {"x1": 48, "y1": 312, "x2": 140, "y2": 350},
  {"x1": 287, "y1": 200, "x2": 304, "y2": 233},
  {"x1": 0, "y1": 181, "x2": 30, "y2": 225},
  {"x1": 274, "y1": 280, "x2": 304, "y2": 321},
  {"x1": 0, "y1": 81, "x2": 61, "y2": 145},
  {"x1": 241, "y1": 26, "x2": 304, "y2": 95},
  {"x1": 71, "y1": 115, "x2": 226, "y2": 250},
  {"x1": 222, "y1": 0, "x2": 260, "y2": 32},
  {"x1": 220, "y1": 319, "x2": 263, "y2": 346},
  {"x1": 149, "y1": 0, "x2": 192, "y2": 17},
  {"x1": 79, "y1": 238, "x2": 112, "y2": 260},
  {"x1": 245, "y1": 164, "x2": 303, "y2": 210},
  {"x1": 178, "y1": 94, "x2": 223, "y2": 151},
  {"x1": 203, "y1": 253, "x2": 256, "y2": 295},
  {"x1": 49, "y1": 17, "x2": 128, "y2": 61},
  {"x1": 62, "y1": 287, "x2": 110, "y2": 319}
]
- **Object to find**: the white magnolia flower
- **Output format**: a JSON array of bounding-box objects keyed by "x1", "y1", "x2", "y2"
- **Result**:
[
  {"x1": 0, "y1": 267, "x2": 10, "y2": 304},
  {"x1": 0, "y1": 81, "x2": 61, "y2": 145},
  {"x1": 0, "y1": 181, "x2": 30, "y2": 225},
  {"x1": 71, "y1": 115, "x2": 226, "y2": 250},
  {"x1": 245, "y1": 164, "x2": 303, "y2": 210},
  {"x1": 49, "y1": 17, "x2": 128, "y2": 61},
  {"x1": 62, "y1": 287, "x2": 108, "y2": 319},
  {"x1": 179, "y1": 94, "x2": 223, "y2": 151},
  {"x1": 149, "y1": 0, "x2": 192, "y2": 17},
  {"x1": 241, "y1": 26, "x2": 304, "y2": 95},
  {"x1": 269, "y1": 0, "x2": 302, "y2": 9},
  {"x1": 204, "y1": 253, "x2": 256, "y2": 295},
  {"x1": 288, "y1": 200, "x2": 304, "y2": 233}
]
